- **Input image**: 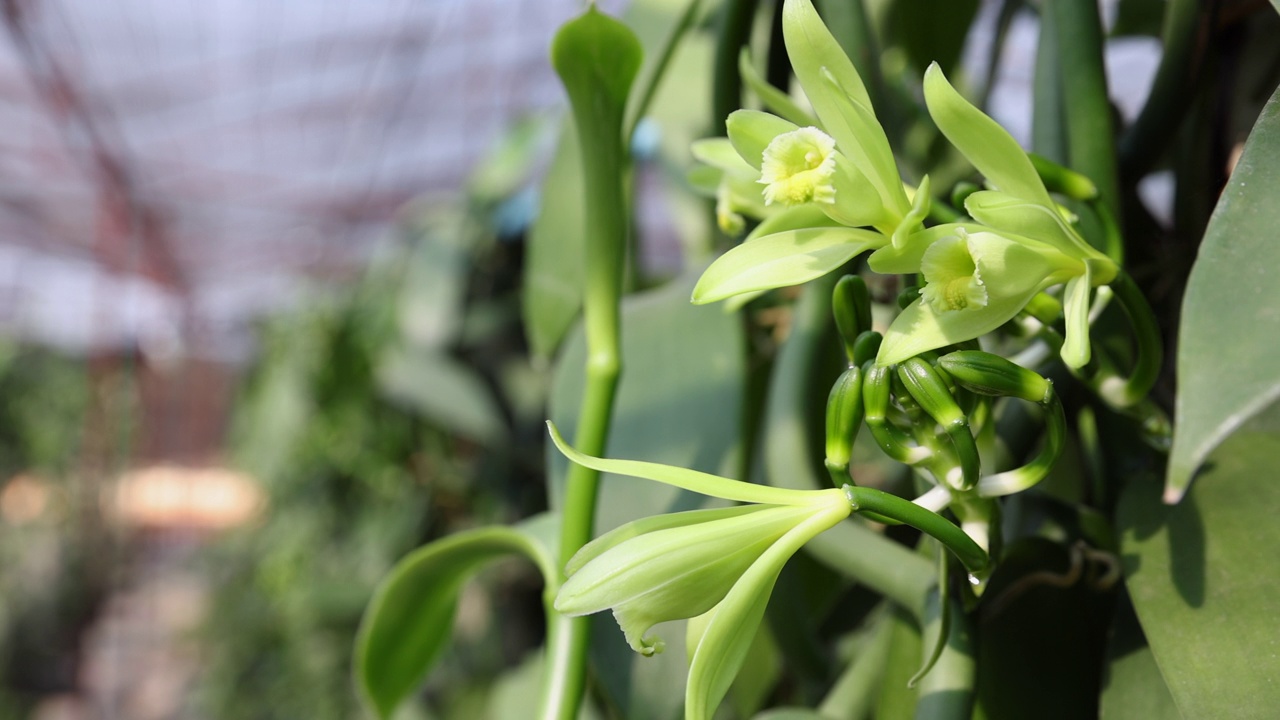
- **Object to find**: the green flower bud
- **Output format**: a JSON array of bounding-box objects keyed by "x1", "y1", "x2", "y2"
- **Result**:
[
  {"x1": 937, "y1": 350, "x2": 1050, "y2": 404},
  {"x1": 555, "y1": 503, "x2": 820, "y2": 655},
  {"x1": 825, "y1": 366, "x2": 864, "y2": 475}
]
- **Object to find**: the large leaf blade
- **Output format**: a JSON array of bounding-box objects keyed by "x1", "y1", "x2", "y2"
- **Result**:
[
  {"x1": 1119, "y1": 408, "x2": 1280, "y2": 719},
  {"x1": 1166, "y1": 84, "x2": 1280, "y2": 500}
]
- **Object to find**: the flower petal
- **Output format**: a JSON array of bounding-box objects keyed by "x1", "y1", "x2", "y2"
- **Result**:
[
  {"x1": 685, "y1": 498, "x2": 849, "y2": 720},
  {"x1": 691, "y1": 227, "x2": 884, "y2": 304}
]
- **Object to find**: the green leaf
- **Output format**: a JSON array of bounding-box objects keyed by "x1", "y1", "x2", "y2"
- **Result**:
[
  {"x1": 375, "y1": 346, "x2": 505, "y2": 444},
  {"x1": 1166, "y1": 85, "x2": 1280, "y2": 500},
  {"x1": 354, "y1": 520, "x2": 555, "y2": 719},
  {"x1": 922, "y1": 63, "x2": 1053, "y2": 207},
  {"x1": 1100, "y1": 593, "x2": 1182, "y2": 720},
  {"x1": 1119, "y1": 412, "x2": 1280, "y2": 719},
  {"x1": 692, "y1": 227, "x2": 885, "y2": 304}
]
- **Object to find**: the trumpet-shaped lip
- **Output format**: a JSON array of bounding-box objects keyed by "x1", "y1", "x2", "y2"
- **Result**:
[
  {"x1": 919, "y1": 232, "x2": 988, "y2": 312},
  {"x1": 759, "y1": 127, "x2": 838, "y2": 206}
]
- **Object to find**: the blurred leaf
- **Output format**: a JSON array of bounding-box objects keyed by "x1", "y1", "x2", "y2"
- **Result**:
[
  {"x1": 376, "y1": 346, "x2": 505, "y2": 445},
  {"x1": 874, "y1": 606, "x2": 922, "y2": 719},
  {"x1": 397, "y1": 207, "x2": 474, "y2": 351},
  {"x1": 1110, "y1": 0, "x2": 1165, "y2": 37},
  {"x1": 466, "y1": 115, "x2": 549, "y2": 204},
  {"x1": 355, "y1": 520, "x2": 555, "y2": 720},
  {"x1": 753, "y1": 709, "x2": 830, "y2": 720},
  {"x1": 549, "y1": 271, "x2": 746, "y2": 719},
  {"x1": 523, "y1": 123, "x2": 586, "y2": 361},
  {"x1": 882, "y1": 0, "x2": 978, "y2": 76},
  {"x1": 1119, "y1": 407, "x2": 1280, "y2": 719},
  {"x1": 1166, "y1": 85, "x2": 1280, "y2": 500}
]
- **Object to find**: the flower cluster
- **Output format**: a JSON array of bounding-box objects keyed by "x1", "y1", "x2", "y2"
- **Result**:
[{"x1": 689, "y1": 0, "x2": 1119, "y2": 370}]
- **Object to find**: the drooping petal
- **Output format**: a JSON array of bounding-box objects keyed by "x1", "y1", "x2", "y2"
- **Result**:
[{"x1": 1060, "y1": 262, "x2": 1094, "y2": 368}]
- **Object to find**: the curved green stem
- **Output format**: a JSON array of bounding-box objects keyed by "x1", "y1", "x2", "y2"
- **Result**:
[
  {"x1": 977, "y1": 383, "x2": 1067, "y2": 497},
  {"x1": 764, "y1": 276, "x2": 935, "y2": 618},
  {"x1": 1094, "y1": 271, "x2": 1162, "y2": 409},
  {"x1": 843, "y1": 485, "x2": 990, "y2": 576}
]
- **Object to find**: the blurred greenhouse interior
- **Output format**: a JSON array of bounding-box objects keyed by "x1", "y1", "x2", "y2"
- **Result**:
[
  {"x1": 0, "y1": 0, "x2": 1180, "y2": 717},
  {"x1": 0, "y1": 0, "x2": 629, "y2": 717}
]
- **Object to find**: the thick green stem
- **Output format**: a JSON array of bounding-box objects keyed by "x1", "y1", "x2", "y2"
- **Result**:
[
  {"x1": 1118, "y1": 0, "x2": 1213, "y2": 180},
  {"x1": 712, "y1": 0, "x2": 759, "y2": 132},
  {"x1": 843, "y1": 485, "x2": 990, "y2": 576},
  {"x1": 542, "y1": 10, "x2": 637, "y2": 719},
  {"x1": 1048, "y1": 0, "x2": 1120, "y2": 222}
]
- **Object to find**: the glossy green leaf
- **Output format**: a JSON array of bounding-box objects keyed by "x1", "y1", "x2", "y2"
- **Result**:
[
  {"x1": 354, "y1": 520, "x2": 556, "y2": 719},
  {"x1": 1119, "y1": 411, "x2": 1280, "y2": 719},
  {"x1": 692, "y1": 227, "x2": 885, "y2": 304},
  {"x1": 1167, "y1": 85, "x2": 1280, "y2": 500},
  {"x1": 922, "y1": 63, "x2": 1053, "y2": 208}
]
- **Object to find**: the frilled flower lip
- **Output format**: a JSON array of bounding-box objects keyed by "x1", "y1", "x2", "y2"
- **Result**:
[
  {"x1": 875, "y1": 230, "x2": 1084, "y2": 366},
  {"x1": 759, "y1": 127, "x2": 838, "y2": 206},
  {"x1": 919, "y1": 231, "x2": 989, "y2": 313}
]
